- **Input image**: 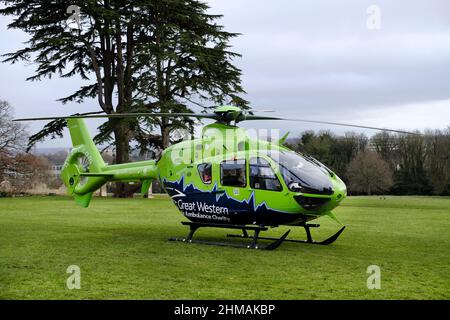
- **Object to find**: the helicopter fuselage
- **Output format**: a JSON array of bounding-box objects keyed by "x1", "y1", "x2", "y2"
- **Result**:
[{"x1": 157, "y1": 122, "x2": 347, "y2": 226}]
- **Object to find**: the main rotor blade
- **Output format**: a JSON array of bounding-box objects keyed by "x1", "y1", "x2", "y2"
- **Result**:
[
  {"x1": 13, "y1": 110, "x2": 420, "y2": 135},
  {"x1": 244, "y1": 115, "x2": 420, "y2": 135},
  {"x1": 248, "y1": 109, "x2": 275, "y2": 113},
  {"x1": 14, "y1": 112, "x2": 217, "y2": 122}
]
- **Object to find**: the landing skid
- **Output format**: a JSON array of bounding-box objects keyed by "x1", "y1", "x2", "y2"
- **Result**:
[
  {"x1": 169, "y1": 221, "x2": 345, "y2": 250},
  {"x1": 169, "y1": 221, "x2": 290, "y2": 250},
  {"x1": 227, "y1": 224, "x2": 346, "y2": 245}
]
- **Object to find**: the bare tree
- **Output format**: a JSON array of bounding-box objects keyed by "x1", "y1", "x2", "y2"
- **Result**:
[
  {"x1": 425, "y1": 128, "x2": 450, "y2": 195},
  {"x1": 0, "y1": 99, "x2": 27, "y2": 181},
  {"x1": 7, "y1": 153, "x2": 51, "y2": 193},
  {"x1": 347, "y1": 150, "x2": 394, "y2": 195},
  {"x1": 0, "y1": 100, "x2": 26, "y2": 152}
]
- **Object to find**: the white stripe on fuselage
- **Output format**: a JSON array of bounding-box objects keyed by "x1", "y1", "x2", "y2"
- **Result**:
[{"x1": 165, "y1": 187, "x2": 186, "y2": 199}]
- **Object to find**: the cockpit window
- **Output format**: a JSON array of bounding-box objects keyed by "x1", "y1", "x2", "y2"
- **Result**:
[
  {"x1": 221, "y1": 160, "x2": 246, "y2": 187},
  {"x1": 268, "y1": 150, "x2": 334, "y2": 195},
  {"x1": 198, "y1": 163, "x2": 212, "y2": 184},
  {"x1": 249, "y1": 157, "x2": 282, "y2": 191}
]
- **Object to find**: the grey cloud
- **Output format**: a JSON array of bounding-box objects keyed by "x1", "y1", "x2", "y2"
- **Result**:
[{"x1": 206, "y1": 0, "x2": 450, "y2": 126}]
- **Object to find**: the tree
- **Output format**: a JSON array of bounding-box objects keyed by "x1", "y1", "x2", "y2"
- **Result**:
[
  {"x1": 424, "y1": 129, "x2": 450, "y2": 195},
  {"x1": 0, "y1": 100, "x2": 26, "y2": 154},
  {"x1": 1, "y1": 0, "x2": 247, "y2": 196},
  {"x1": 0, "y1": 99, "x2": 27, "y2": 182},
  {"x1": 330, "y1": 132, "x2": 368, "y2": 181},
  {"x1": 393, "y1": 133, "x2": 431, "y2": 194},
  {"x1": 131, "y1": 1, "x2": 247, "y2": 149},
  {"x1": 371, "y1": 131, "x2": 398, "y2": 170},
  {"x1": 371, "y1": 132, "x2": 433, "y2": 195},
  {"x1": 288, "y1": 131, "x2": 367, "y2": 182},
  {"x1": 347, "y1": 150, "x2": 393, "y2": 195},
  {"x1": 6, "y1": 153, "x2": 51, "y2": 193}
]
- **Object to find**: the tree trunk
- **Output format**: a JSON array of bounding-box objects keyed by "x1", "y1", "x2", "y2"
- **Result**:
[
  {"x1": 161, "y1": 124, "x2": 170, "y2": 149},
  {"x1": 112, "y1": 120, "x2": 130, "y2": 197}
]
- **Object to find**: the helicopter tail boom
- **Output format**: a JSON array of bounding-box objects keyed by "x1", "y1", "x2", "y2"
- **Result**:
[{"x1": 61, "y1": 119, "x2": 157, "y2": 207}]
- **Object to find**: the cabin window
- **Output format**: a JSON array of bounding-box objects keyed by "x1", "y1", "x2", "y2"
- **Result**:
[
  {"x1": 249, "y1": 157, "x2": 282, "y2": 191},
  {"x1": 221, "y1": 160, "x2": 246, "y2": 187},
  {"x1": 198, "y1": 163, "x2": 212, "y2": 184}
]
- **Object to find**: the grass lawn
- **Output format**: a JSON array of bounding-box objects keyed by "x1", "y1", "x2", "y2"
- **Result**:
[{"x1": 0, "y1": 195, "x2": 449, "y2": 300}]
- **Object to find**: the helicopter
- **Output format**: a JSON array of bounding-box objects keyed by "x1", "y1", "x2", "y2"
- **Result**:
[{"x1": 15, "y1": 105, "x2": 416, "y2": 250}]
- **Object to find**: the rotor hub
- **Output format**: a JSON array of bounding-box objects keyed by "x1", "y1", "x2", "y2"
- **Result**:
[{"x1": 213, "y1": 105, "x2": 246, "y2": 124}]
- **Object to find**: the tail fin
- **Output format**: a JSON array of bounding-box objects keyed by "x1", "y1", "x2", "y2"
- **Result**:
[
  {"x1": 61, "y1": 118, "x2": 158, "y2": 208},
  {"x1": 67, "y1": 118, "x2": 105, "y2": 170},
  {"x1": 61, "y1": 119, "x2": 109, "y2": 207}
]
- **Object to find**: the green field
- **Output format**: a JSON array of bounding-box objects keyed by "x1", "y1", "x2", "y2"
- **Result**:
[{"x1": 0, "y1": 195, "x2": 449, "y2": 300}]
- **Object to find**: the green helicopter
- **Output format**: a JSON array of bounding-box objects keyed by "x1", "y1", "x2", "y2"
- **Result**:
[{"x1": 15, "y1": 106, "x2": 416, "y2": 250}]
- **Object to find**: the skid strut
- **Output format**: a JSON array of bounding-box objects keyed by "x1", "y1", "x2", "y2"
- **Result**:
[
  {"x1": 227, "y1": 223, "x2": 345, "y2": 245},
  {"x1": 169, "y1": 221, "x2": 290, "y2": 250}
]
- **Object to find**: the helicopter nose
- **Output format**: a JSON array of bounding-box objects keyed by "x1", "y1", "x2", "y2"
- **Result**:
[
  {"x1": 332, "y1": 179, "x2": 347, "y2": 204},
  {"x1": 293, "y1": 176, "x2": 347, "y2": 212},
  {"x1": 294, "y1": 195, "x2": 331, "y2": 211}
]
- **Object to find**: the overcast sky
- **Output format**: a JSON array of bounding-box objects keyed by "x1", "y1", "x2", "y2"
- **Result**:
[{"x1": 1, "y1": 0, "x2": 450, "y2": 148}]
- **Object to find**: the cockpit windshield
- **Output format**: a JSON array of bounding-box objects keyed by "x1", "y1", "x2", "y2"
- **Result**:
[{"x1": 268, "y1": 150, "x2": 334, "y2": 195}]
